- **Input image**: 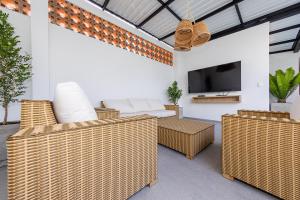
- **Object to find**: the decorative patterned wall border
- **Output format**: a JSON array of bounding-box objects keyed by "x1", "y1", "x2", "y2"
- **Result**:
[
  {"x1": 48, "y1": 0, "x2": 173, "y2": 66},
  {"x1": 0, "y1": 0, "x2": 30, "y2": 15}
]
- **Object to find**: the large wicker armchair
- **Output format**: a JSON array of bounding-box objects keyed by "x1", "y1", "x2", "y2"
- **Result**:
[
  {"x1": 222, "y1": 110, "x2": 299, "y2": 200},
  {"x1": 7, "y1": 100, "x2": 158, "y2": 200}
]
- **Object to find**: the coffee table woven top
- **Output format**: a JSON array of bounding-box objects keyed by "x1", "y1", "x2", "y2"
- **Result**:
[{"x1": 158, "y1": 118, "x2": 214, "y2": 135}]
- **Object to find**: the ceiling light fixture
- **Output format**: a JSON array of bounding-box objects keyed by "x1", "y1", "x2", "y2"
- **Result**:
[{"x1": 174, "y1": 0, "x2": 211, "y2": 51}]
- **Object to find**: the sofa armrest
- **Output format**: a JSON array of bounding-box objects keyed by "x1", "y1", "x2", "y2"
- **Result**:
[
  {"x1": 95, "y1": 107, "x2": 120, "y2": 119},
  {"x1": 7, "y1": 115, "x2": 158, "y2": 200},
  {"x1": 165, "y1": 105, "x2": 179, "y2": 118},
  {"x1": 238, "y1": 109, "x2": 290, "y2": 119}
]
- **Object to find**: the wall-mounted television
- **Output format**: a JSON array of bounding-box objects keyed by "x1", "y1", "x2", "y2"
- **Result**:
[{"x1": 188, "y1": 61, "x2": 241, "y2": 93}]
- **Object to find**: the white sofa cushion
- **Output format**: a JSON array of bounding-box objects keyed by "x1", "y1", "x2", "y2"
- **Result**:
[
  {"x1": 53, "y1": 82, "x2": 97, "y2": 123},
  {"x1": 129, "y1": 98, "x2": 152, "y2": 112},
  {"x1": 120, "y1": 110, "x2": 176, "y2": 118},
  {"x1": 147, "y1": 110, "x2": 176, "y2": 118},
  {"x1": 103, "y1": 99, "x2": 135, "y2": 114},
  {"x1": 147, "y1": 99, "x2": 165, "y2": 111}
]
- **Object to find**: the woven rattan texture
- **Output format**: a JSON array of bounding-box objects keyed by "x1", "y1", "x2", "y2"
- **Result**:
[
  {"x1": 222, "y1": 114, "x2": 300, "y2": 200},
  {"x1": 0, "y1": 0, "x2": 30, "y2": 15},
  {"x1": 7, "y1": 115, "x2": 158, "y2": 200},
  {"x1": 48, "y1": 0, "x2": 173, "y2": 66},
  {"x1": 20, "y1": 100, "x2": 57, "y2": 129},
  {"x1": 158, "y1": 118, "x2": 214, "y2": 159},
  {"x1": 95, "y1": 108, "x2": 120, "y2": 119},
  {"x1": 238, "y1": 109, "x2": 290, "y2": 119}
]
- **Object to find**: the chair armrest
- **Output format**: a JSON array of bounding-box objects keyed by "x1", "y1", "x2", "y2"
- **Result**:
[
  {"x1": 7, "y1": 115, "x2": 158, "y2": 200},
  {"x1": 238, "y1": 109, "x2": 290, "y2": 119}
]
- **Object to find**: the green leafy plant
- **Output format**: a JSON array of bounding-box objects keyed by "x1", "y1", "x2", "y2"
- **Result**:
[
  {"x1": 167, "y1": 81, "x2": 182, "y2": 105},
  {"x1": 269, "y1": 67, "x2": 300, "y2": 103},
  {"x1": 0, "y1": 10, "x2": 32, "y2": 124}
]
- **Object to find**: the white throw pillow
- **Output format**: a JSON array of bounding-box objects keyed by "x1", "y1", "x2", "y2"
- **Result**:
[
  {"x1": 103, "y1": 99, "x2": 135, "y2": 114},
  {"x1": 147, "y1": 99, "x2": 165, "y2": 110},
  {"x1": 53, "y1": 82, "x2": 97, "y2": 123},
  {"x1": 129, "y1": 98, "x2": 152, "y2": 112}
]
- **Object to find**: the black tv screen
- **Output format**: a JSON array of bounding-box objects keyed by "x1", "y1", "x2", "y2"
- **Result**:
[{"x1": 188, "y1": 61, "x2": 241, "y2": 93}]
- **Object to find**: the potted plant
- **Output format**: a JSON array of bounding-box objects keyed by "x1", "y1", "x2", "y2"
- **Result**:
[
  {"x1": 270, "y1": 67, "x2": 300, "y2": 112},
  {"x1": 0, "y1": 10, "x2": 32, "y2": 126},
  {"x1": 167, "y1": 81, "x2": 183, "y2": 105}
]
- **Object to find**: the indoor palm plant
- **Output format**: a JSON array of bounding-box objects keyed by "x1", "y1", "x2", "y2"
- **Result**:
[
  {"x1": 167, "y1": 81, "x2": 183, "y2": 105},
  {"x1": 0, "y1": 11, "x2": 32, "y2": 125},
  {"x1": 269, "y1": 67, "x2": 300, "y2": 103}
]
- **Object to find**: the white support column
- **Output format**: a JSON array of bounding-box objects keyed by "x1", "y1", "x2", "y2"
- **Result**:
[{"x1": 30, "y1": 0, "x2": 49, "y2": 99}]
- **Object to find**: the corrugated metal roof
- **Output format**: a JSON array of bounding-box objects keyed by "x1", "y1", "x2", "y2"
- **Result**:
[
  {"x1": 163, "y1": 35, "x2": 175, "y2": 46},
  {"x1": 142, "y1": 9, "x2": 179, "y2": 38},
  {"x1": 270, "y1": 42, "x2": 294, "y2": 52},
  {"x1": 204, "y1": 6, "x2": 240, "y2": 34},
  {"x1": 106, "y1": 0, "x2": 161, "y2": 25},
  {"x1": 92, "y1": 0, "x2": 105, "y2": 6},
  {"x1": 87, "y1": 0, "x2": 300, "y2": 53},
  {"x1": 270, "y1": 13, "x2": 300, "y2": 32},
  {"x1": 169, "y1": 0, "x2": 231, "y2": 20},
  {"x1": 269, "y1": 28, "x2": 300, "y2": 43},
  {"x1": 239, "y1": 0, "x2": 300, "y2": 22}
]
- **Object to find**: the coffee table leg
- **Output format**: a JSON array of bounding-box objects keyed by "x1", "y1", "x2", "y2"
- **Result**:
[{"x1": 186, "y1": 155, "x2": 194, "y2": 160}]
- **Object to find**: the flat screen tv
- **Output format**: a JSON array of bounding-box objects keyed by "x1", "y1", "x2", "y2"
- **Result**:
[{"x1": 188, "y1": 61, "x2": 241, "y2": 93}]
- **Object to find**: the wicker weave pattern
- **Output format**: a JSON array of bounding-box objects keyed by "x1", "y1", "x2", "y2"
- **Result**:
[
  {"x1": 238, "y1": 109, "x2": 290, "y2": 119},
  {"x1": 0, "y1": 0, "x2": 30, "y2": 15},
  {"x1": 7, "y1": 115, "x2": 158, "y2": 200},
  {"x1": 20, "y1": 100, "x2": 57, "y2": 129},
  {"x1": 95, "y1": 108, "x2": 120, "y2": 119},
  {"x1": 158, "y1": 118, "x2": 214, "y2": 159},
  {"x1": 222, "y1": 114, "x2": 300, "y2": 200}
]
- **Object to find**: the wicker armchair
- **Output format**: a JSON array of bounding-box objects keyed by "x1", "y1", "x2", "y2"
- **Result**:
[
  {"x1": 7, "y1": 100, "x2": 158, "y2": 200},
  {"x1": 222, "y1": 110, "x2": 300, "y2": 200}
]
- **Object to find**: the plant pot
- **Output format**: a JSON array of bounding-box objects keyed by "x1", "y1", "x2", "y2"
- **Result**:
[
  {"x1": 271, "y1": 102, "x2": 292, "y2": 113},
  {"x1": 0, "y1": 124, "x2": 19, "y2": 167}
]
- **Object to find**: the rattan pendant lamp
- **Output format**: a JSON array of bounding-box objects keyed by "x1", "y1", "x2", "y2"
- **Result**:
[{"x1": 174, "y1": 0, "x2": 211, "y2": 51}]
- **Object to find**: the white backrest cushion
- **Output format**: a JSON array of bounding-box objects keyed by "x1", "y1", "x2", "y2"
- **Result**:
[
  {"x1": 53, "y1": 82, "x2": 97, "y2": 123},
  {"x1": 147, "y1": 99, "x2": 165, "y2": 111},
  {"x1": 129, "y1": 98, "x2": 152, "y2": 112},
  {"x1": 103, "y1": 99, "x2": 135, "y2": 113}
]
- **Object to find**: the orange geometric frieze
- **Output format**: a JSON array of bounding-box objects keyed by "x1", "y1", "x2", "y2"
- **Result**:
[{"x1": 48, "y1": 0, "x2": 173, "y2": 66}]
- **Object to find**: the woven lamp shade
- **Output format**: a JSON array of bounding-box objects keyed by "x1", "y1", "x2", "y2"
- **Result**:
[
  {"x1": 192, "y1": 21, "x2": 211, "y2": 47},
  {"x1": 175, "y1": 19, "x2": 193, "y2": 44},
  {"x1": 174, "y1": 41, "x2": 191, "y2": 51}
]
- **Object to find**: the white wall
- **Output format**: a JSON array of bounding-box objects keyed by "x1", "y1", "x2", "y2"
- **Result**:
[
  {"x1": 48, "y1": 24, "x2": 174, "y2": 106},
  {"x1": 269, "y1": 51, "x2": 300, "y2": 119},
  {"x1": 0, "y1": 8, "x2": 31, "y2": 122},
  {"x1": 47, "y1": 0, "x2": 174, "y2": 107},
  {"x1": 175, "y1": 23, "x2": 270, "y2": 121}
]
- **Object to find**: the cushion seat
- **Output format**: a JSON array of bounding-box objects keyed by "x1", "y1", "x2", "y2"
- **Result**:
[{"x1": 120, "y1": 110, "x2": 176, "y2": 118}]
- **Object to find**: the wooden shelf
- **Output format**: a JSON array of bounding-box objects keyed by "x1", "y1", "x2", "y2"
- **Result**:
[{"x1": 192, "y1": 95, "x2": 241, "y2": 104}]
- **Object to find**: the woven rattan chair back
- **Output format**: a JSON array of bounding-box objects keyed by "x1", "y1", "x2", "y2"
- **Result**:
[
  {"x1": 238, "y1": 109, "x2": 290, "y2": 119},
  {"x1": 20, "y1": 100, "x2": 57, "y2": 129}
]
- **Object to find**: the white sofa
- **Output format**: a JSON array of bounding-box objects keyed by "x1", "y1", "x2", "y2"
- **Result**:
[{"x1": 102, "y1": 99, "x2": 176, "y2": 118}]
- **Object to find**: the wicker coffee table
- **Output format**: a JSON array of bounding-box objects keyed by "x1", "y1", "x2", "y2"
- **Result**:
[{"x1": 158, "y1": 118, "x2": 214, "y2": 160}]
